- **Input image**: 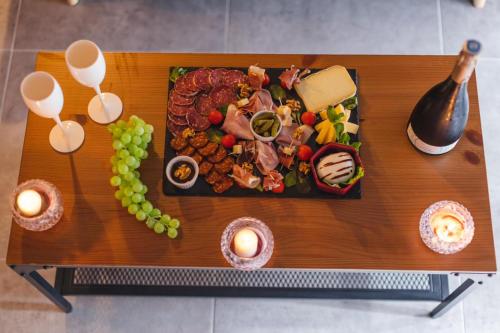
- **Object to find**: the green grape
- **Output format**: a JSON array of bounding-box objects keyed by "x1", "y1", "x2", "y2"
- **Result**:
[
  {"x1": 153, "y1": 222, "x2": 165, "y2": 234},
  {"x1": 112, "y1": 140, "x2": 124, "y2": 150},
  {"x1": 119, "y1": 149, "x2": 130, "y2": 159},
  {"x1": 168, "y1": 218, "x2": 180, "y2": 229},
  {"x1": 149, "y1": 208, "x2": 161, "y2": 218},
  {"x1": 111, "y1": 166, "x2": 118, "y2": 174},
  {"x1": 136, "y1": 118, "x2": 145, "y2": 126},
  {"x1": 129, "y1": 115, "x2": 139, "y2": 122},
  {"x1": 110, "y1": 155, "x2": 120, "y2": 165},
  {"x1": 160, "y1": 214, "x2": 171, "y2": 225},
  {"x1": 107, "y1": 123, "x2": 116, "y2": 133},
  {"x1": 117, "y1": 120, "x2": 127, "y2": 128},
  {"x1": 141, "y1": 201, "x2": 153, "y2": 214},
  {"x1": 125, "y1": 156, "x2": 137, "y2": 167},
  {"x1": 140, "y1": 185, "x2": 148, "y2": 194},
  {"x1": 167, "y1": 228, "x2": 178, "y2": 239},
  {"x1": 124, "y1": 172, "x2": 135, "y2": 182},
  {"x1": 139, "y1": 141, "x2": 148, "y2": 150},
  {"x1": 118, "y1": 163, "x2": 129, "y2": 175},
  {"x1": 132, "y1": 160, "x2": 141, "y2": 169},
  {"x1": 134, "y1": 126, "x2": 145, "y2": 136},
  {"x1": 123, "y1": 187, "x2": 134, "y2": 197},
  {"x1": 132, "y1": 193, "x2": 144, "y2": 203},
  {"x1": 121, "y1": 197, "x2": 132, "y2": 207},
  {"x1": 134, "y1": 171, "x2": 140, "y2": 178},
  {"x1": 110, "y1": 176, "x2": 122, "y2": 187},
  {"x1": 135, "y1": 210, "x2": 147, "y2": 221},
  {"x1": 134, "y1": 148, "x2": 144, "y2": 159},
  {"x1": 128, "y1": 204, "x2": 139, "y2": 215},
  {"x1": 146, "y1": 217, "x2": 156, "y2": 229},
  {"x1": 120, "y1": 133, "x2": 132, "y2": 144},
  {"x1": 132, "y1": 182, "x2": 143, "y2": 193},
  {"x1": 142, "y1": 151, "x2": 149, "y2": 159},
  {"x1": 112, "y1": 127, "x2": 123, "y2": 138},
  {"x1": 145, "y1": 124, "x2": 154, "y2": 134},
  {"x1": 142, "y1": 133, "x2": 152, "y2": 143},
  {"x1": 114, "y1": 190, "x2": 124, "y2": 200},
  {"x1": 132, "y1": 135, "x2": 142, "y2": 146},
  {"x1": 128, "y1": 144, "x2": 138, "y2": 155}
]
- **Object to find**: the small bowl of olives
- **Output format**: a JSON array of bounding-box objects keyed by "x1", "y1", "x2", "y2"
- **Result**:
[
  {"x1": 166, "y1": 156, "x2": 199, "y2": 190},
  {"x1": 250, "y1": 110, "x2": 282, "y2": 142}
]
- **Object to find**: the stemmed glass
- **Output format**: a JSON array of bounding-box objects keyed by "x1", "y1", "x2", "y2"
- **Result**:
[
  {"x1": 20, "y1": 71, "x2": 85, "y2": 153},
  {"x1": 65, "y1": 39, "x2": 123, "y2": 124}
]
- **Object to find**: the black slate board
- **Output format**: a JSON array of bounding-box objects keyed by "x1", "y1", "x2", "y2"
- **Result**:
[{"x1": 162, "y1": 67, "x2": 361, "y2": 199}]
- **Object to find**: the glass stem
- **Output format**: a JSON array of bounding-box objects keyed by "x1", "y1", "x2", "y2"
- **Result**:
[
  {"x1": 94, "y1": 85, "x2": 107, "y2": 112},
  {"x1": 53, "y1": 116, "x2": 67, "y2": 135}
]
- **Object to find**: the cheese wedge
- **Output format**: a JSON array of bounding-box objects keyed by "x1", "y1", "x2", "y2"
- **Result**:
[{"x1": 294, "y1": 66, "x2": 357, "y2": 113}]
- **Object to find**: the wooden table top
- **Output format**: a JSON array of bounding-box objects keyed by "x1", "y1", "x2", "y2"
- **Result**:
[{"x1": 6, "y1": 53, "x2": 496, "y2": 273}]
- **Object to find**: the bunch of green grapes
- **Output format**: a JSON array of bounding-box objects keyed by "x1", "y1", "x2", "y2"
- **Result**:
[{"x1": 107, "y1": 115, "x2": 180, "y2": 238}]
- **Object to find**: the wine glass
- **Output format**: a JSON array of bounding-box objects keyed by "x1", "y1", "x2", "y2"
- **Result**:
[
  {"x1": 20, "y1": 71, "x2": 85, "y2": 153},
  {"x1": 65, "y1": 39, "x2": 123, "y2": 124}
]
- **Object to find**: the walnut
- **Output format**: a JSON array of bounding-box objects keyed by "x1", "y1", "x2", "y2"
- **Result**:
[
  {"x1": 182, "y1": 128, "x2": 195, "y2": 138},
  {"x1": 293, "y1": 127, "x2": 304, "y2": 140},
  {"x1": 174, "y1": 163, "x2": 192, "y2": 181},
  {"x1": 242, "y1": 162, "x2": 254, "y2": 173},
  {"x1": 299, "y1": 161, "x2": 311, "y2": 175},
  {"x1": 285, "y1": 99, "x2": 301, "y2": 113},
  {"x1": 238, "y1": 83, "x2": 253, "y2": 98}
]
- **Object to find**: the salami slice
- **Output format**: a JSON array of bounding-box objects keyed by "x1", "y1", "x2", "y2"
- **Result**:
[
  {"x1": 209, "y1": 68, "x2": 230, "y2": 88},
  {"x1": 193, "y1": 68, "x2": 212, "y2": 91},
  {"x1": 222, "y1": 70, "x2": 248, "y2": 88},
  {"x1": 196, "y1": 94, "x2": 215, "y2": 116},
  {"x1": 186, "y1": 108, "x2": 211, "y2": 131},
  {"x1": 167, "y1": 120, "x2": 188, "y2": 137},
  {"x1": 168, "y1": 99, "x2": 196, "y2": 116},
  {"x1": 175, "y1": 72, "x2": 199, "y2": 96},
  {"x1": 168, "y1": 113, "x2": 188, "y2": 126},
  {"x1": 209, "y1": 85, "x2": 238, "y2": 108},
  {"x1": 169, "y1": 89, "x2": 195, "y2": 106}
]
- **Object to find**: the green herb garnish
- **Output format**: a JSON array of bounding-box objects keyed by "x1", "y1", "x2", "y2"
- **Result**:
[
  {"x1": 284, "y1": 170, "x2": 298, "y2": 188},
  {"x1": 169, "y1": 67, "x2": 188, "y2": 83},
  {"x1": 207, "y1": 127, "x2": 224, "y2": 143},
  {"x1": 269, "y1": 84, "x2": 286, "y2": 101},
  {"x1": 351, "y1": 141, "x2": 362, "y2": 151},
  {"x1": 342, "y1": 96, "x2": 358, "y2": 110},
  {"x1": 219, "y1": 105, "x2": 229, "y2": 116}
]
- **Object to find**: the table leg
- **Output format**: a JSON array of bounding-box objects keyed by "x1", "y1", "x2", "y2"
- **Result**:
[
  {"x1": 429, "y1": 278, "x2": 476, "y2": 318},
  {"x1": 10, "y1": 265, "x2": 72, "y2": 313}
]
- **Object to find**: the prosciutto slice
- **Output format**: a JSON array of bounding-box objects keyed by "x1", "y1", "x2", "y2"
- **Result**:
[
  {"x1": 276, "y1": 124, "x2": 314, "y2": 146},
  {"x1": 248, "y1": 65, "x2": 266, "y2": 89},
  {"x1": 242, "y1": 90, "x2": 276, "y2": 115},
  {"x1": 255, "y1": 141, "x2": 279, "y2": 175},
  {"x1": 278, "y1": 65, "x2": 310, "y2": 90},
  {"x1": 221, "y1": 104, "x2": 254, "y2": 140},
  {"x1": 231, "y1": 164, "x2": 261, "y2": 189},
  {"x1": 263, "y1": 170, "x2": 284, "y2": 191}
]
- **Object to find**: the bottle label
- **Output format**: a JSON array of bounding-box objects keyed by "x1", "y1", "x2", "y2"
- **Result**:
[{"x1": 407, "y1": 124, "x2": 458, "y2": 155}]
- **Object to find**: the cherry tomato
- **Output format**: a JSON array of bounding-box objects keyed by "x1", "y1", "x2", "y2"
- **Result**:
[
  {"x1": 301, "y1": 112, "x2": 316, "y2": 126},
  {"x1": 280, "y1": 80, "x2": 289, "y2": 90},
  {"x1": 208, "y1": 110, "x2": 224, "y2": 125},
  {"x1": 262, "y1": 73, "x2": 270, "y2": 86},
  {"x1": 221, "y1": 134, "x2": 236, "y2": 149},
  {"x1": 297, "y1": 145, "x2": 313, "y2": 161},
  {"x1": 272, "y1": 181, "x2": 285, "y2": 193}
]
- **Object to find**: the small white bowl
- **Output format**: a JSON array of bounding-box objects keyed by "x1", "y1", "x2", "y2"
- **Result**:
[
  {"x1": 166, "y1": 156, "x2": 199, "y2": 190},
  {"x1": 250, "y1": 110, "x2": 282, "y2": 142}
]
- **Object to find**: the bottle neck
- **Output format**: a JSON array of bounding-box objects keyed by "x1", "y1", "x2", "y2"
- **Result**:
[{"x1": 451, "y1": 51, "x2": 478, "y2": 84}]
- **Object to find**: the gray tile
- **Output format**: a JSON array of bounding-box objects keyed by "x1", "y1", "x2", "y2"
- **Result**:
[
  {"x1": 441, "y1": 0, "x2": 500, "y2": 57},
  {"x1": 0, "y1": 262, "x2": 214, "y2": 332},
  {"x1": 0, "y1": 0, "x2": 20, "y2": 50},
  {"x1": 214, "y1": 297, "x2": 464, "y2": 333},
  {"x1": 228, "y1": 0, "x2": 441, "y2": 54},
  {"x1": 15, "y1": 0, "x2": 226, "y2": 52},
  {"x1": 0, "y1": 50, "x2": 11, "y2": 109},
  {"x1": 0, "y1": 51, "x2": 37, "y2": 260}
]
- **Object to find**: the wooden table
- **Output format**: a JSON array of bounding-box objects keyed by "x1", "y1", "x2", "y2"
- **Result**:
[{"x1": 6, "y1": 53, "x2": 496, "y2": 316}]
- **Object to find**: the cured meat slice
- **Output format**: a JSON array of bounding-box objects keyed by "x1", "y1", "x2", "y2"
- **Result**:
[
  {"x1": 178, "y1": 145, "x2": 195, "y2": 157},
  {"x1": 255, "y1": 141, "x2": 279, "y2": 175},
  {"x1": 168, "y1": 113, "x2": 188, "y2": 126},
  {"x1": 168, "y1": 99, "x2": 196, "y2": 116},
  {"x1": 196, "y1": 94, "x2": 215, "y2": 116},
  {"x1": 205, "y1": 169, "x2": 224, "y2": 185},
  {"x1": 222, "y1": 70, "x2": 248, "y2": 88},
  {"x1": 186, "y1": 108, "x2": 211, "y2": 131},
  {"x1": 232, "y1": 164, "x2": 261, "y2": 189},
  {"x1": 207, "y1": 145, "x2": 227, "y2": 163},
  {"x1": 175, "y1": 72, "x2": 199, "y2": 96},
  {"x1": 170, "y1": 136, "x2": 188, "y2": 151},
  {"x1": 214, "y1": 156, "x2": 234, "y2": 174},
  {"x1": 193, "y1": 68, "x2": 212, "y2": 91},
  {"x1": 189, "y1": 132, "x2": 209, "y2": 149},
  {"x1": 213, "y1": 176, "x2": 234, "y2": 194},
  {"x1": 221, "y1": 104, "x2": 254, "y2": 140},
  {"x1": 209, "y1": 85, "x2": 238, "y2": 108},
  {"x1": 198, "y1": 161, "x2": 214, "y2": 176},
  {"x1": 167, "y1": 120, "x2": 188, "y2": 137},
  {"x1": 198, "y1": 142, "x2": 218, "y2": 157},
  {"x1": 209, "y1": 68, "x2": 230, "y2": 87},
  {"x1": 169, "y1": 90, "x2": 195, "y2": 106}
]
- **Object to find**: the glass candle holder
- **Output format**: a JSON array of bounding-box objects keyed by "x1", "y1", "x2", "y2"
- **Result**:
[
  {"x1": 221, "y1": 217, "x2": 274, "y2": 270},
  {"x1": 419, "y1": 200, "x2": 474, "y2": 254},
  {"x1": 10, "y1": 179, "x2": 64, "y2": 231}
]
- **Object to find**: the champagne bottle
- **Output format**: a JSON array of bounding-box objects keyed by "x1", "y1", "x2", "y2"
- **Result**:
[{"x1": 407, "y1": 40, "x2": 481, "y2": 155}]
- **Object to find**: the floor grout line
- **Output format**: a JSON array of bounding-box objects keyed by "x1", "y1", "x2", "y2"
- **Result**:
[
  {"x1": 436, "y1": 0, "x2": 445, "y2": 55},
  {"x1": 0, "y1": 0, "x2": 22, "y2": 120},
  {"x1": 211, "y1": 298, "x2": 217, "y2": 333},
  {"x1": 223, "y1": 0, "x2": 230, "y2": 53}
]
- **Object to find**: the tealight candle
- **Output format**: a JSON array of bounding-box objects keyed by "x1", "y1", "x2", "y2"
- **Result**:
[
  {"x1": 16, "y1": 190, "x2": 43, "y2": 217},
  {"x1": 430, "y1": 211, "x2": 465, "y2": 243},
  {"x1": 234, "y1": 228, "x2": 259, "y2": 258}
]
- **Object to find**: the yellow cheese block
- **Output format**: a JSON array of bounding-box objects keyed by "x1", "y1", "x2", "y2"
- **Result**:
[{"x1": 294, "y1": 66, "x2": 357, "y2": 113}]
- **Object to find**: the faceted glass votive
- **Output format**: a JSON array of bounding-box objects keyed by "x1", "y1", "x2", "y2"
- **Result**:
[
  {"x1": 221, "y1": 217, "x2": 274, "y2": 270},
  {"x1": 10, "y1": 179, "x2": 64, "y2": 231},
  {"x1": 419, "y1": 200, "x2": 474, "y2": 255}
]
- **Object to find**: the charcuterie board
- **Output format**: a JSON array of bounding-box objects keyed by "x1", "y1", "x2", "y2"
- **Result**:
[{"x1": 162, "y1": 66, "x2": 361, "y2": 199}]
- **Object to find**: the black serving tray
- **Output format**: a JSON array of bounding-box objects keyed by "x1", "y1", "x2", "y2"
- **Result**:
[{"x1": 162, "y1": 67, "x2": 361, "y2": 199}]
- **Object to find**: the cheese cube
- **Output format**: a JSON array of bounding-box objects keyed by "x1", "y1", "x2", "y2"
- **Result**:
[{"x1": 294, "y1": 66, "x2": 357, "y2": 113}]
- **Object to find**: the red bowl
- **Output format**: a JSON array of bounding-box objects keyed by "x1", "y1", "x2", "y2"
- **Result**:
[{"x1": 310, "y1": 142, "x2": 364, "y2": 196}]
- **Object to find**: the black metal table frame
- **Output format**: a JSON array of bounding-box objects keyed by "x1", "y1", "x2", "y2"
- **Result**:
[{"x1": 8, "y1": 264, "x2": 494, "y2": 318}]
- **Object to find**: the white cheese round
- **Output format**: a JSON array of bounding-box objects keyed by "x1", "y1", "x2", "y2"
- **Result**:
[{"x1": 316, "y1": 152, "x2": 355, "y2": 185}]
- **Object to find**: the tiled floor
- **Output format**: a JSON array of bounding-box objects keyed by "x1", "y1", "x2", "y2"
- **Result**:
[{"x1": 0, "y1": 0, "x2": 499, "y2": 332}]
